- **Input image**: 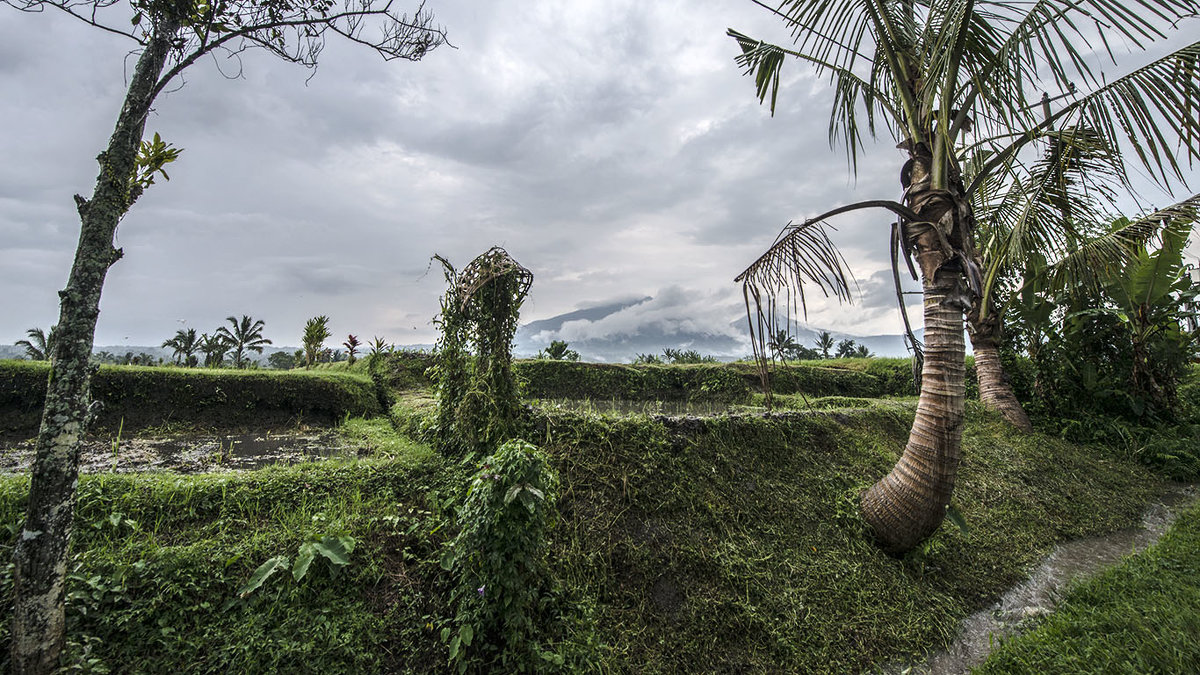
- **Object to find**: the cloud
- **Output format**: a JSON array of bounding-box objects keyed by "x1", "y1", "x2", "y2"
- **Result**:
[
  {"x1": 4, "y1": 3, "x2": 1195, "y2": 350},
  {"x1": 532, "y1": 285, "x2": 745, "y2": 344}
]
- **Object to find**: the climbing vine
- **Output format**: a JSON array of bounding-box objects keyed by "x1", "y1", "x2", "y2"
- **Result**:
[
  {"x1": 441, "y1": 439, "x2": 562, "y2": 671},
  {"x1": 431, "y1": 247, "x2": 533, "y2": 457}
]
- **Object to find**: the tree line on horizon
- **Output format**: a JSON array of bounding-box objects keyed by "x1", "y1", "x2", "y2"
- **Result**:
[{"x1": 11, "y1": 315, "x2": 396, "y2": 372}]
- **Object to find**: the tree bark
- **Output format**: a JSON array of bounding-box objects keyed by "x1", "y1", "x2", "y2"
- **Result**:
[
  {"x1": 861, "y1": 267, "x2": 967, "y2": 552},
  {"x1": 860, "y1": 144, "x2": 970, "y2": 553},
  {"x1": 966, "y1": 310, "x2": 1034, "y2": 432},
  {"x1": 11, "y1": 19, "x2": 178, "y2": 673}
]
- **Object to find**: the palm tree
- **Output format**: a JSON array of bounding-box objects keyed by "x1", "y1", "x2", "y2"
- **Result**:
[
  {"x1": 198, "y1": 332, "x2": 231, "y2": 368},
  {"x1": 853, "y1": 344, "x2": 872, "y2": 358},
  {"x1": 969, "y1": 132, "x2": 1200, "y2": 432},
  {"x1": 15, "y1": 327, "x2": 54, "y2": 361},
  {"x1": 730, "y1": 0, "x2": 1200, "y2": 552},
  {"x1": 814, "y1": 331, "x2": 835, "y2": 359},
  {"x1": 768, "y1": 329, "x2": 800, "y2": 360},
  {"x1": 161, "y1": 327, "x2": 199, "y2": 367},
  {"x1": 303, "y1": 316, "x2": 332, "y2": 368},
  {"x1": 215, "y1": 315, "x2": 272, "y2": 369}
]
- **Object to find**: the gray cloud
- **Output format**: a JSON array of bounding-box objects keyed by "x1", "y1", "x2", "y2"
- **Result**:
[{"x1": 2, "y1": 3, "x2": 1196, "y2": 350}]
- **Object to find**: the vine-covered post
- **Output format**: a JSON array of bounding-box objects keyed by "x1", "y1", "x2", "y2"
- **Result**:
[{"x1": 431, "y1": 248, "x2": 533, "y2": 457}]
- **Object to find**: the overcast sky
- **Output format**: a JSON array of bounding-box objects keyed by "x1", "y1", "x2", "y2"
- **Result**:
[{"x1": 1, "y1": 1, "x2": 1196, "y2": 353}]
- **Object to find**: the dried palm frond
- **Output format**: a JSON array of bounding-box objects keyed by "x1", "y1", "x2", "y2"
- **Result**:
[{"x1": 737, "y1": 216, "x2": 856, "y2": 407}]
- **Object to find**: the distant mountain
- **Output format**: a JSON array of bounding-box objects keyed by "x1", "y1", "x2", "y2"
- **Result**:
[
  {"x1": 516, "y1": 297, "x2": 652, "y2": 342},
  {"x1": 511, "y1": 295, "x2": 923, "y2": 362}
]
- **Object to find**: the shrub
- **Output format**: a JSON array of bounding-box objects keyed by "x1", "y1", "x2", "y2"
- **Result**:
[
  {"x1": 444, "y1": 439, "x2": 561, "y2": 672},
  {"x1": 0, "y1": 361, "x2": 379, "y2": 436}
]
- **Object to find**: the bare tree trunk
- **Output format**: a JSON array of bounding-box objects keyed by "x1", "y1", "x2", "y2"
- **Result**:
[
  {"x1": 860, "y1": 144, "x2": 971, "y2": 553},
  {"x1": 861, "y1": 267, "x2": 967, "y2": 551},
  {"x1": 11, "y1": 20, "x2": 178, "y2": 673},
  {"x1": 967, "y1": 310, "x2": 1034, "y2": 432}
]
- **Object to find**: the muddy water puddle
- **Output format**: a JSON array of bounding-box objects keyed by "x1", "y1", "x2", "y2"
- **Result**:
[
  {"x1": 886, "y1": 483, "x2": 1199, "y2": 675},
  {"x1": 0, "y1": 430, "x2": 359, "y2": 474}
]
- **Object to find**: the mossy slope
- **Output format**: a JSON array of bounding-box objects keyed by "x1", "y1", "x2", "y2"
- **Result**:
[
  {"x1": 0, "y1": 402, "x2": 1159, "y2": 673},
  {"x1": 0, "y1": 361, "x2": 380, "y2": 437}
]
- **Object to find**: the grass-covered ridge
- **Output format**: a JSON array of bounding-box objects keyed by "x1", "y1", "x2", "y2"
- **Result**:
[
  {"x1": 0, "y1": 360, "x2": 381, "y2": 437},
  {"x1": 0, "y1": 400, "x2": 1163, "y2": 672},
  {"x1": 514, "y1": 357, "x2": 932, "y2": 402}
]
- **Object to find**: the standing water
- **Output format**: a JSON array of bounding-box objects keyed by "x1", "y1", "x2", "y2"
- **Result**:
[{"x1": 890, "y1": 483, "x2": 1198, "y2": 674}]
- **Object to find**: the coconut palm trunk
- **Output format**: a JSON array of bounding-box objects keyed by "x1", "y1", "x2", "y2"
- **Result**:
[
  {"x1": 967, "y1": 306, "x2": 1034, "y2": 432},
  {"x1": 10, "y1": 19, "x2": 179, "y2": 673},
  {"x1": 860, "y1": 149, "x2": 972, "y2": 552},
  {"x1": 862, "y1": 264, "x2": 967, "y2": 551}
]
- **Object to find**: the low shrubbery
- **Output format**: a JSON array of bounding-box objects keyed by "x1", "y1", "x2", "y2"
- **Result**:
[
  {"x1": 0, "y1": 361, "x2": 380, "y2": 437},
  {"x1": 512, "y1": 359, "x2": 919, "y2": 403}
]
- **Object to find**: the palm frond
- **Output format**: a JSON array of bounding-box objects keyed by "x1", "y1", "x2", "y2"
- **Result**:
[
  {"x1": 1041, "y1": 193, "x2": 1200, "y2": 298},
  {"x1": 737, "y1": 214, "x2": 856, "y2": 409},
  {"x1": 974, "y1": 124, "x2": 1125, "y2": 304}
]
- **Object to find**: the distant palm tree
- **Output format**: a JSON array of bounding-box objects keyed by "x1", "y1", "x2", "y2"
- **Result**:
[
  {"x1": 215, "y1": 315, "x2": 272, "y2": 369},
  {"x1": 767, "y1": 329, "x2": 800, "y2": 360},
  {"x1": 162, "y1": 328, "x2": 200, "y2": 367},
  {"x1": 198, "y1": 333, "x2": 231, "y2": 368},
  {"x1": 814, "y1": 331, "x2": 834, "y2": 359},
  {"x1": 853, "y1": 344, "x2": 872, "y2": 358},
  {"x1": 15, "y1": 327, "x2": 54, "y2": 361}
]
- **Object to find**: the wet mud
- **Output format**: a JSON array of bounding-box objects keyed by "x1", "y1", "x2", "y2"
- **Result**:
[{"x1": 0, "y1": 429, "x2": 361, "y2": 474}]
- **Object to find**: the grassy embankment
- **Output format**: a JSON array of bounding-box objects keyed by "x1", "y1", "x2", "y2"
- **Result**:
[
  {"x1": 0, "y1": 356, "x2": 1178, "y2": 672},
  {"x1": 0, "y1": 361, "x2": 382, "y2": 438}
]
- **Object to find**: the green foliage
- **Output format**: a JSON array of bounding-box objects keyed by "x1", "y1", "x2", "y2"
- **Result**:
[
  {"x1": 0, "y1": 399, "x2": 1171, "y2": 673},
  {"x1": 0, "y1": 361, "x2": 379, "y2": 436},
  {"x1": 267, "y1": 351, "x2": 296, "y2": 370},
  {"x1": 515, "y1": 359, "x2": 915, "y2": 403},
  {"x1": 430, "y1": 249, "x2": 532, "y2": 457},
  {"x1": 237, "y1": 534, "x2": 357, "y2": 597},
  {"x1": 303, "y1": 316, "x2": 332, "y2": 369},
  {"x1": 443, "y1": 439, "x2": 561, "y2": 671},
  {"x1": 0, "y1": 460, "x2": 455, "y2": 674},
  {"x1": 1009, "y1": 216, "x2": 1199, "y2": 426},
  {"x1": 535, "y1": 340, "x2": 579, "y2": 362},
  {"x1": 14, "y1": 326, "x2": 54, "y2": 361},
  {"x1": 131, "y1": 132, "x2": 182, "y2": 191},
  {"x1": 339, "y1": 416, "x2": 432, "y2": 465},
  {"x1": 661, "y1": 347, "x2": 717, "y2": 364}
]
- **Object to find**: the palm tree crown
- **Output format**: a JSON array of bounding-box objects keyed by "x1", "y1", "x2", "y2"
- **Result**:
[
  {"x1": 15, "y1": 327, "x2": 54, "y2": 361},
  {"x1": 730, "y1": 0, "x2": 1200, "y2": 552},
  {"x1": 215, "y1": 315, "x2": 272, "y2": 369},
  {"x1": 162, "y1": 328, "x2": 199, "y2": 367}
]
